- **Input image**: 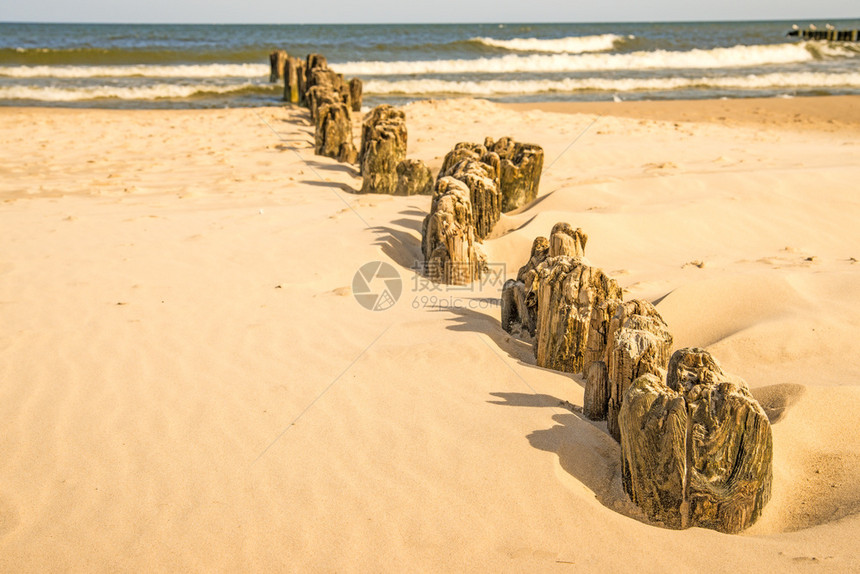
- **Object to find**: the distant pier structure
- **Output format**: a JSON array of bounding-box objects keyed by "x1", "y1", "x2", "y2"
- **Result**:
[{"x1": 787, "y1": 25, "x2": 859, "y2": 42}]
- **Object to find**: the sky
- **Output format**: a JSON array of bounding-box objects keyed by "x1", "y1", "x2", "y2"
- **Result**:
[{"x1": 0, "y1": 0, "x2": 857, "y2": 24}]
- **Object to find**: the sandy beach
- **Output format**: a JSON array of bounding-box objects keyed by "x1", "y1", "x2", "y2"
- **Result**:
[{"x1": 1, "y1": 94, "x2": 859, "y2": 571}]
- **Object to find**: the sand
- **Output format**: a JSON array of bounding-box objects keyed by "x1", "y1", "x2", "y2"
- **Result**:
[
  {"x1": 0, "y1": 94, "x2": 858, "y2": 571},
  {"x1": 501, "y1": 94, "x2": 860, "y2": 132}
]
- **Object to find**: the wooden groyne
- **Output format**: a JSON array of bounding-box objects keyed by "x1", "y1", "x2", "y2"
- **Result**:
[{"x1": 787, "y1": 27, "x2": 859, "y2": 42}]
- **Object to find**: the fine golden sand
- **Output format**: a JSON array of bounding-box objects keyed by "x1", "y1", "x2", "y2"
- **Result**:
[{"x1": 0, "y1": 95, "x2": 858, "y2": 571}]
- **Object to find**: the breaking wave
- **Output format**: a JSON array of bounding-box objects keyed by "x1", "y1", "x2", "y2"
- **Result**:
[
  {"x1": 0, "y1": 83, "x2": 262, "y2": 101},
  {"x1": 338, "y1": 42, "x2": 855, "y2": 76},
  {"x1": 365, "y1": 72, "x2": 860, "y2": 95},
  {"x1": 470, "y1": 33, "x2": 631, "y2": 54},
  {"x1": 0, "y1": 63, "x2": 268, "y2": 79}
]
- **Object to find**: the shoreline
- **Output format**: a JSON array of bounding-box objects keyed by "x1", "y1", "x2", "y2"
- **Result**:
[
  {"x1": 499, "y1": 94, "x2": 860, "y2": 132},
  {"x1": 3, "y1": 93, "x2": 858, "y2": 134}
]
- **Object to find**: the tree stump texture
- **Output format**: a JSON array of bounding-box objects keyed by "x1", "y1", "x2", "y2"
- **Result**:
[
  {"x1": 619, "y1": 348, "x2": 773, "y2": 534},
  {"x1": 421, "y1": 176, "x2": 487, "y2": 285}
]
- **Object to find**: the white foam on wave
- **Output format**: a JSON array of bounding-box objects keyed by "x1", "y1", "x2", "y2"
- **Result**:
[
  {"x1": 471, "y1": 34, "x2": 630, "y2": 54},
  {"x1": 338, "y1": 42, "x2": 854, "y2": 76},
  {"x1": 0, "y1": 63, "x2": 268, "y2": 79},
  {"x1": 365, "y1": 72, "x2": 860, "y2": 95},
  {"x1": 0, "y1": 83, "x2": 258, "y2": 101}
]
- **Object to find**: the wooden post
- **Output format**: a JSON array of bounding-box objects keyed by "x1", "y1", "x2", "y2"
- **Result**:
[
  {"x1": 306, "y1": 53, "x2": 328, "y2": 72},
  {"x1": 284, "y1": 57, "x2": 302, "y2": 104},
  {"x1": 296, "y1": 60, "x2": 307, "y2": 105},
  {"x1": 314, "y1": 102, "x2": 355, "y2": 162},
  {"x1": 349, "y1": 78, "x2": 363, "y2": 112},
  {"x1": 422, "y1": 177, "x2": 486, "y2": 285},
  {"x1": 269, "y1": 50, "x2": 288, "y2": 83},
  {"x1": 359, "y1": 105, "x2": 407, "y2": 194}
]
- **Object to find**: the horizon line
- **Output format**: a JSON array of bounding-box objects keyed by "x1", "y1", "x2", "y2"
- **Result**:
[{"x1": 1, "y1": 16, "x2": 859, "y2": 26}]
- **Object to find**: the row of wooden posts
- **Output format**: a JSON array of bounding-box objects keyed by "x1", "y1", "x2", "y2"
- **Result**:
[
  {"x1": 420, "y1": 137, "x2": 544, "y2": 285},
  {"x1": 499, "y1": 224, "x2": 774, "y2": 534},
  {"x1": 267, "y1": 48, "x2": 773, "y2": 534},
  {"x1": 269, "y1": 49, "x2": 549, "y2": 211},
  {"x1": 787, "y1": 27, "x2": 860, "y2": 42},
  {"x1": 269, "y1": 50, "x2": 442, "y2": 197},
  {"x1": 385, "y1": 83, "x2": 773, "y2": 535},
  {"x1": 269, "y1": 50, "x2": 364, "y2": 111},
  {"x1": 395, "y1": 103, "x2": 773, "y2": 533},
  {"x1": 269, "y1": 50, "x2": 367, "y2": 165}
]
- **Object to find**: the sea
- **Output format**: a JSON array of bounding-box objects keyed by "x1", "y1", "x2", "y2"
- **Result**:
[{"x1": 1, "y1": 20, "x2": 859, "y2": 108}]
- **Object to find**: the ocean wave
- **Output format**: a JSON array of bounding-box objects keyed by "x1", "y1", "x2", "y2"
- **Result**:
[
  {"x1": 337, "y1": 42, "x2": 855, "y2": 75},
  {"x1": 0, "y1": 63, "x2": 269, "y2": 79},
  {"x1": 0, "y1": 83, "x2": 262, "y2": 101},
  {"x1": 470, "y1": 34, "x2": 631, "y2": 54},
  {"x1": 0, "y1": 46, "x2": 269, "y2": 66},
  {"x1": 365, "y1": 72, "x2": 860, "y2": 95}
]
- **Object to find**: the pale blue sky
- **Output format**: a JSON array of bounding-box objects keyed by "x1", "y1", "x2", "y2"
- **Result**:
[{"x1": 0, "y1": 0, "x2": 857, "y2": 24}]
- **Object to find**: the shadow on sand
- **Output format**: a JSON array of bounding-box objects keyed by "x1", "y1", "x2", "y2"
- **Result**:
[
  {"x1": 442, "y1": 307, "x2": 646, "y2": 522},
  {"x1": 370, "y1": 225, "x2": 422, "y2": 271},
  {"x1": 368, "y1": 207, "x2": 428, "y2": 272},
  {"x1": 443, "y1": 307, "x2": 546, "y2": 374},
  {"x1": 488, "y1": 391, "x2": 645, "y2": 523},
  {"x1": 303, "y1": 159, "x2": 361, "y2": 178},
  {"x1": 301, "y1": 180, "x2": 360, "y2": 194}
]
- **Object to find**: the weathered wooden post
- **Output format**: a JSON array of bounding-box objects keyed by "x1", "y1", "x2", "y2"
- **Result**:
[
  {"x1": 315, "y1": 102, "x2": 356, "y2": 163},
  {"x1": 421, "y1": 177, "x2": 487, "y2": 285},
  {"x1": 501, "y1": 236, "x2": 549, "y2": 336},
  {"x1": 359, "y1": 105, "x2": 407, "y2": 194},
  {"x1": 306, "y1": 53, "x2": 328, "y2": 72},
  {"x1": 284, "y1": 56, "x2": 302, "y2": 104},
  {"x1": 306, "y1": 86, "x2": 338, "y2": 122},
  {"x1": 619, "y1": 348, "x2": 773, "y2": 533},
  {"x1": 296, "y1": 60, "x2": 308, "y2": 104},
  {"x1": 605, "y1": 300, "x2": 673, "y2": 441},
  {"x1": 349, "y1": 78, "x2": 363, "y2": 112},
  {"x1": 395, "y1": 159, "x2": 433, "y2": 196},
  {"x1": 484, "y1": 137, "x2": 544, "y2": 213},
  {"x1": 533, "y1": 257, "x2": 621, "y2": 373},
  {"x1": 548, "y1": 222, "x2": 586, "y2": 257},
  {"x1": 269, "y1": 50, "x2": 288, "y2": 83},
  {"x1": 438, "y1": 142, "x2": 489, "y2": 179},
  {"x1": 446, "y1": 159, "x2": 501, "y2": 240}
]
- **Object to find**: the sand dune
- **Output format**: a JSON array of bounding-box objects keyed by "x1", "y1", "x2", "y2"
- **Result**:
[{"x1": 0, "y1": 96, "x2": 858, "y2": 571}]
